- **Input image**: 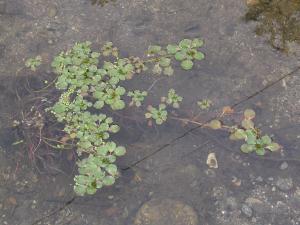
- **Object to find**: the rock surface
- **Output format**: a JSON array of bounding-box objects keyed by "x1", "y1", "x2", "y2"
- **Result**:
[{"x1": 134, "y1": 198, "x2": 198, "y2": 225}]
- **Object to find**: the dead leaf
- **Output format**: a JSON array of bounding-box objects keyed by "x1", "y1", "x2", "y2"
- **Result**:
[{"x1": 222, "y1": 106, "x2": 234, "y2": 115}]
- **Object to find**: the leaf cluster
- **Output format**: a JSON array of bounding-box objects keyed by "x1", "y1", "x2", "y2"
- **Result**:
[
  {"x1": 25, "y1": 55, "x2": 42, "y2": 71},
  {"x1": 229, "y1": 109, "x2": 280, "y2": 155},
  {"x1": 145, "y1": 104, "x2": 168, "y2": 125}
]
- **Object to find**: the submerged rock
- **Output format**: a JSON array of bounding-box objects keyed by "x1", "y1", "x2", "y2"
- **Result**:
[
  {"x1": 275, "y1": 177, "x2": 293, "y2": 192},
  {"x1": 134, "y1": 198, "x2": 198, "y2": 225}
]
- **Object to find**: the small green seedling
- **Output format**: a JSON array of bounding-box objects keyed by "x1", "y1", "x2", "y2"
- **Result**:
[
  {"x1": 145, "y1": 104, "x2": 168, "y2": 125},
  {"x1": 128, "y1": 90, "x2": 148, "y2": 107},
  {"x1": 161, "y1": 88, "x2": 183, "y2": 108},
  {"x1": 197, "y1": 99, "x2": 212, "y2": 110},
  {"x1": 25, "y1": 56, "x2": 42, "y2": 71}
]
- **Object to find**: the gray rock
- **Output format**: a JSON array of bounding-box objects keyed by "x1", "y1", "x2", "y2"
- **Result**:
[
  {"x1": 241, "y1": 204, "x2": 253, "y2": 217},
  {"x1": 275, "y1": 201, "x2": 290, "y2": 215},
  {"x1": 134, "y1": 198, "x2": 198, "y2": 225},
  {"x1": 280, "y1": 162, "x2": 288, "y2": 170},
  {"x1": 245, "y1": 197, "x2": 272, "y2": 214},
  {"x1": 225, "y1": 197, "x2": 238, "y2": 211},
  {"x1": 276, "y1": 177, "x2": 293, "y2": 192}
]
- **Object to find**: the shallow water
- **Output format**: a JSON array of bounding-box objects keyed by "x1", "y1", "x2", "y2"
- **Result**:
[{"x1": 0, "y1": 0, "x2": 300, "y2": 224}]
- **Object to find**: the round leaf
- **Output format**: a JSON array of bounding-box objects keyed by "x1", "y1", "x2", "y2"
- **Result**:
[
  {"x1": 115, "y1": 146, "x2": 126, "y2": 156},
  {"x1": 103, "y1": 176, "x2": 115, "y2": 186},
  {"x1": 179, "y1": 39, "x2": 192, "y2": 48},
  {"x1": 240, "y1": 144, "x2": 254, "y2": 153},
  {"x1": 163, "y1": 66, "x2": 174, "y2": 76},
  {"x1": 181, "y1": 60, "x2": 194, "y2": 70},
  {"x1": 175, "y1": 51, "x2": 187, "y2": 61},
  {"x1": 166, "y1": 44, "x2": 179, "y2": 54},
  {"x1": 241, "y1": 119, "x2": 254, "y2": 129},
  {"x1": 244, "y1": 109, "x2": 256, "y2": 119},
  {"x1": 159, "y1": 57, "x2": 171, "y2": 67},
  {"x1": 266, "y1": 142, "x2": 280, "y2": 151},
  {"x1": 208, "y1": 120, "x2": 222, "y2": 130},
  {"x1": 194, "y1": 52, "x2": 205, "y2": 60}
]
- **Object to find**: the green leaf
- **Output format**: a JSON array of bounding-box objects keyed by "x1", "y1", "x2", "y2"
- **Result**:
[
  {"x1": 166, "y1": 44, "x2": 179, "y2": 54},
  {"x1": 159, "y1": 57, "x2": 171, "y2": 67},
  {"x1": 148, "y1": 45, "x2": 162, "y2": 54},
  {"x1": 152, "y1": 64, "x2": 162, "y2": 74},
  {"x1": 241, "y1": 119, "x2": 254, "y2": 129},
  {"x1": 191, "y1": 38, "x2": 204, "y2": 48},
  {"x1": 255, "y1": 148, "x2": 265, "y2": 156},
  {"x1": 175, "y1": 51, "x2": 187, "y2": 61},
  {"x1": 179, "y1": 39, "x2": 192, "y2": 48},
  {"x1": 240, "y1": 144, "x2": 254, "y2": 153},
  {"x1": 208, "y1": 120, "x2": 222, "y2": 130},
  {"x1": 115, "y1": 146, "x2": 126, "y2": 156},
  {"x1": 193, "y1": 51, "x2": 205, "y2": 60},
  {"x1": 266, "y1": 142, "x2": 280, "y2": 151},
  {"x1": 181, "y1": 60, "x2": 194, "y2": 70},
  {"x1": 261, "y1": 135, "x2": 272, "y2": 145},
  {"x1": 246, "y1": 133, "x2": 257, "y2": 145},
  {"x1": 106, "y1": 164, "x2": 118, "y2": 175},
  {"x1": 109, "y1": 125, "x2": 120, "y2": 133},
  {"x1": 94, "y1": 100, "x2": 104, "y2": 109},
  {"x1": 244, "y1": 109, "x2": 256, "y2": 119},
  {"x1": 103, "y1": 176, "x2": 115, "y2": 186},
  {"x1": 163, "y1": 66, "x2": 174, "y2": 76},
  {"x1": 230, "y1": 129, "x2": 246, "y2": 140}
]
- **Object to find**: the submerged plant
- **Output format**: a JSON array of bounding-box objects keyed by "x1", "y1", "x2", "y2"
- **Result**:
[
  {"x1": 229, "y1": 109, "x2": 280, "y2": 155},
  {"x1": 128, "y1": 90, "x2": 148, "y2": 107},
  {"x1": 145, "y1": 104, "x2": 168, "y2": 125},
  {"x1": 25, "y1": 56, "x2": 42, "y2": 71},
  {"x1": 197, "y1": 99, "x2": 212, "y2": 110},
  {"x1": 24, "y1": 37, "x2": 280, "y2": 197},
  {"x1": 161, "y1": 88, "x2": 183, "y2": 108},
  {"x1": 30, "y1": 38, "x2": 205, "y2": 196}
]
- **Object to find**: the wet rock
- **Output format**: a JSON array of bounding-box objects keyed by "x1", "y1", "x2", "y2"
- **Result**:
[
  {"x1": 255, "y1": 176, "x2": 263, "y2": 182},
  {"x1": 225, "y1": 197, "x2": 238, "y2": 211},
  {"x1": 245, "y1": 197, "x2": 272, "y2": 214},
  {"x1": 47, "y1": 5, "x2": 58, "y2": 18},
  {"x1": 275, "y1": 177, "x2": 293, "y2": 192},
  {"x1": 241, "y1": 204, "x2": 253, "y2": 217},
  {"x1": 275, "y1": 201, "x2": 290, "y2": 215},
  {"x1": 280, "y1": 162, "x2": 288, "y2": 170},
  {"x1": 134, "y1": 198, "x2": 198, "y2": 225}
]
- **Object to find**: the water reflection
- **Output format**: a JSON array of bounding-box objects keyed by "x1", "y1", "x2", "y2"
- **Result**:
[{"x1": 245, "y1": 0, "x2": 300, "y2": 52}]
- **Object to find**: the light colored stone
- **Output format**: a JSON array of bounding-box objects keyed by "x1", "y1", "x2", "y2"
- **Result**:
[{"x1": 206, "y1": 152, "x2": 218, "y2": 169}]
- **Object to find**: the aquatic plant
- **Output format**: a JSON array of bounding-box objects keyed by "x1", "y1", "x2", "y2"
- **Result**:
[
  {"x1": 24, "y1": 37, "x2": 280, "y2": 196},
  {"x1": 43, "y1": 39, "x2": 204, "y2": 195},
  {"x1": 25, "y1": 56, "x2": 42, "y2": 71}
]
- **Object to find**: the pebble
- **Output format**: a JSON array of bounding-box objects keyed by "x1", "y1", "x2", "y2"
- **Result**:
[
  {"x1": 256, "y1": 176, "x2": 263, "y2": 182},
  {"x1": 48, "y1": 5, "x2": 58, "y2": 18},
  {"x1": 241, "y1": 203, "x2": 253, "y2": 217},
  {"x1": 280, "y1": 162, "x2": 288, "y2": 170},
  {"x1": 225, "y1": 197, "x2": 238, "y2": 211},
  {"x1": 134, "y1": 198, "x2": 198, "y2": 225},
  {"x1": 245, "y1": 197, "x2": 272, "y2": 214},
  {"x1": 275, "y1": 177, "x2": 293, "y2": 192}
]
